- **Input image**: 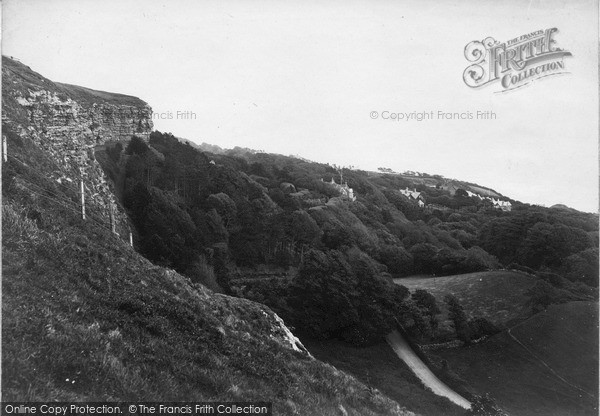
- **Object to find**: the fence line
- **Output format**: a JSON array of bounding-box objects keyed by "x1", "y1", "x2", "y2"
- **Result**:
[{"x1": 5, "y1": 154, "x2": 134, "y2": 247}]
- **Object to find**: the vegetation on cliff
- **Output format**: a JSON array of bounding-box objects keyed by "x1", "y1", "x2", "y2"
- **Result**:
[{"x1": 108, "y1": 131, "x2": 597, "y2": 346}]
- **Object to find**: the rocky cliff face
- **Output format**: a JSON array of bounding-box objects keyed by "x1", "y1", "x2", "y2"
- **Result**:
[
  {"x1": 2, "y1": 56, "x2": 153, "y2": 143},
  {"x1": 2, "y1": 56, "x2": 153, "y2": 235}
]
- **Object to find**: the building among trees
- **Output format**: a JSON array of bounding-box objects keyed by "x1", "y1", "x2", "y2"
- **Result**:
[
  {"x1": 322, "y1": 178, "x2": 356, "y2": 201},
  {"x1": 400, "y1": 187, "x2": 425, "y2": 207}
]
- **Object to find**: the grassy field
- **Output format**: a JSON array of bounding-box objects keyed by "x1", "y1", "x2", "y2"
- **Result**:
[
  {"x1": 301, "y1": 337, "x2": 465, "y2": 416},
  {"x1": 509, "y1": 301, "x2": 598, "y2": 396},
  {"x1": 432, "y1": 301, "x2": 598, "y2": 416},
  {"x1": 394, "y1": 271, "x2": 537, "y2": 329}
]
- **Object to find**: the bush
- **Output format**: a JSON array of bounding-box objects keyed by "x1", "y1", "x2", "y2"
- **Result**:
[
  {"x1": 468, "y1": 317, "x2": 499, "y2": 339},
  {"x1": 468, "y1": 393, "x2": 507, "y2": 416},
  {"x1": 2, "y1": 203, "x2": 41, "y2": 248},
  {"x1": 185, "y1": 255, "x2": 222, "y2": 292},
  {"x1": 525, "y1": 280, "x2": 576, "y2": 312}
]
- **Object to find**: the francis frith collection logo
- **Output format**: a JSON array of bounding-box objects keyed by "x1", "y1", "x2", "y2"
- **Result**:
[{"x1": 463, "y1": 28, "x2": 572, "y2": 92}]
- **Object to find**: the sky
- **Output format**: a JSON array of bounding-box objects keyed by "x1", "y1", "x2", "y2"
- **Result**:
[{"x1": 2, "y1": 0, "x2": 598, "y2": 212}]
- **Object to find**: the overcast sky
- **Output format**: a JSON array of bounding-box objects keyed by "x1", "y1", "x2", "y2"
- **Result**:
[{"x1": 3, "y1": 0, "x2": 598, "y2": 212}]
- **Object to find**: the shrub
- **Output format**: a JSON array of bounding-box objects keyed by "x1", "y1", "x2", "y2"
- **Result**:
[
  {"x1": 468, "y1": 317, "x2": 499, "y2": 339},
  {"x1": 185, "y1": 255, "x2": 222, "y2": 292},
  {"x1": 2, "y1": 203, "x2": 41, "y2": 248},
  {"x1": 525, "y1": 280, "x2": 576, "y2": 312},
  {"x1": 468, "y1": 393, "x2": 507, "y2": 416}
]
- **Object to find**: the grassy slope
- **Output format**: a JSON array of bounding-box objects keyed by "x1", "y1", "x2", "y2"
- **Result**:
[
  {"x1": 395, "y1": 271, "x2": 537, "y2": 329},
  {"x1": 301, "y1": 338, "x2": 465, "y2": 416},
  {"x1": 432, "y1": 301, "x2": 598, "y2": 416},
  {"x1": 509, "y1": 302, "x2": 598, "y2": 395},
  {"x1": 1, "y1": 133, "x2": 414, "y2": 416},
  {"x1": 2, "y1": 199, "x2": 415, "y2": 415},
  {"x1": 2, "y1": 56, "x2": 148, "y2": 108}
]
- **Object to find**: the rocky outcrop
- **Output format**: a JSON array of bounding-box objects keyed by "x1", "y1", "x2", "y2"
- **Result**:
[
  {"x1": 2, "y1": 56, "x2": 153, "y2": 237},
  {"x1": 13, "y1": 89, "x2": 152, "y2": 144}
]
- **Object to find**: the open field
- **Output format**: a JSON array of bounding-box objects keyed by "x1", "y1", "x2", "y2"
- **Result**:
[
  {"x1": 509, "y1": 301, "x2": 598, "y2": 396},
  {"x1": 432, "y1": 301, "x2": 598, "y2": 416},
  {"x1": 394, "y1": 271, "x2": 537, "y2": 329}
]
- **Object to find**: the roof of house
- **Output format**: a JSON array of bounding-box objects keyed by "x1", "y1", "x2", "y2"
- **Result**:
[{"x1": 400, "y1": 187, "x2": 422, "y2": 200}]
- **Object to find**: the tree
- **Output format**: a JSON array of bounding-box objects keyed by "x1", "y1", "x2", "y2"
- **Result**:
[
  {"x1": 289, "y1": 210, "x2": 322, "y2": 245},
  {"x1": 518, "y1": 222, "x2": 593, "y2": 269},
  {"x1": 409, "y1": 243, "x2": 439, "y2": 274},
  {"x1": 206, "y1": 193, "x2": 237, "y2": 229},
  {"x1": 287, "y1": 249, "x2": 359, "y2": 339},
  {"x1": 562, "y1": 248, "x2": 599, "y2": 287},
  {"x1": 444, "y1": 294, "x2": 471, "y2": 343},
  {"x1": 460, "y1": 246, "x2": 499, "y2": 272},
  {"x1": 126, "y1": 135, "x2": 149, "y2": 155},
  {"x1": 412, "y1": 289, "x2": 440, "y2": 316},
  {"x1": 412, "y1": 289, "x2": 440, "y2": 330},
  {"x1": 287, "y1": 249, "x2": 410, "y2": 345},
  {"x1": 468, "y1": 317, "x2": 499, "y2": 339},
  {"x1": 525, "y1": 280, "x2": 574, "y2": 312},
  {"x1": 378, "y1": 245, "x2": 414, "y2": 276},
  {"x1": 455, "y1": 188, "x2": 468, "y2": 198}
]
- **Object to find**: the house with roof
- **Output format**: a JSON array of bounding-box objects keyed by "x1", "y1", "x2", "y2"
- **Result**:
[
  {"x1": 465, "y1": 190, "x2": 484, "y2": 199},
  {"x1": 491, "y1": 198, "x2": 512, "y2": 211},
  {"x1": 321, "y1": 178, "x2": 356, "y2": 202},
  {"x1": 440, "y1": 181, "x2": 461, "y2": 195},
  {"x1": 399, "y1": 187, "x2": 425, "y2": 207}
]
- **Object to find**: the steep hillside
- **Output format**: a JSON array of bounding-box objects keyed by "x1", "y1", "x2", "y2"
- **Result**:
[
  {"x1": 2, "y1": 197, "x2": 413, "y2": 415},
  {"x1": 433, "y1": 302, "x2": 598, "y2": 416},
  {"x1": 303, "y1": 338, "x2": 466, "y2": 416},
  {"x1": 509, "y1": 301, "x2": 598, "y2": 395},
  {"x1": 2, "y1": 56, "x2": 153, "y2": 236},
  {"x1": 1, "y1": 56, "x2": 415, "y2": 415}
]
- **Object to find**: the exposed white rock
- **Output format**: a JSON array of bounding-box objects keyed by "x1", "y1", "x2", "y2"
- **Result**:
[{"x1": 271, "y1": 312, "x2": 312, "y2": 356}]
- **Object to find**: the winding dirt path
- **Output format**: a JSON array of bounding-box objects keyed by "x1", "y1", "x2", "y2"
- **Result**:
[{"x1": 386, "y1": 330, "x2": 471, "y2": 410}]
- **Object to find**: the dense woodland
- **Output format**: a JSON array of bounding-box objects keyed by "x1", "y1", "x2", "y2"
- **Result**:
[{"x1": 102, "y1": 132, "x2": 599, "y2": 345}]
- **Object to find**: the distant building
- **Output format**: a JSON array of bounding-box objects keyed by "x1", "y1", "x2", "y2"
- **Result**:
[
  {"x1": 400, "y1": 187, "x2": 425, "y2": 207},
  {"x1": 322, "y1": 178, "x2": 356, "y2": 201},
  {"x1": 491, "y1": 198, "x2": 512, "y2": 211},
  {"x1": 440, "y1": 181, "x2": 460, "y2": 195},
  {"x1": 465, "y1": 190, "x2": 483, "y2": 199}
]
